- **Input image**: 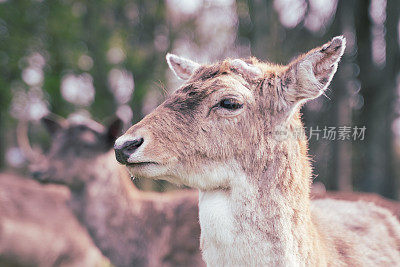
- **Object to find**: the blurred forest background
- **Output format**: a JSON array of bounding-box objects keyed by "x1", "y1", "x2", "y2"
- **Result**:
[{"x1": 0, "y1": 0, "x2": 399, "y2": 199}]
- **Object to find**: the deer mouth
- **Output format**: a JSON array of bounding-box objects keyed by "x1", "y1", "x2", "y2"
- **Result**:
[
  {"x1": 126, "y1": 161, "x2": 159, "y2": 167},
  {"x1": 125, "y1": 161, "x2": 171, "y2": 182}
]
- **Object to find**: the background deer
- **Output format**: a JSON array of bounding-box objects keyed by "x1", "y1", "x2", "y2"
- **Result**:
[
  {"x1": 311, "y1": 182, "x2": 400, "y2": 219},
  {"x1": 0, "y1": 172, "x2": 107, "y2": 266},
  {"x1": 115, "y1": 36, "x2": 400, "y2": 266},
  {"x1": 29, "y1": 114, "x2": 204, "y2": 267}
]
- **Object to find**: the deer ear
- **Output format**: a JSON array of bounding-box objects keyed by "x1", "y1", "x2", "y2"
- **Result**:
[
  {"x1": 282, "y1": 36, "x2": 346, "y2": 105},
  {"x1": 166, "y1": 53, "x2": 200, "y2": 80},
  {"x1": 41, "y1": 113, "x2": 66, "y2": 135},
  {"x1": 106, "y1": 117, "x2": 123, "y2": 147}
]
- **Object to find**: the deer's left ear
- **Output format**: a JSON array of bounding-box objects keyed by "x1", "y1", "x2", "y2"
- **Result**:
[
  {"x1": 281, "y1": 36, "x2": 346, "y2": 107},
  {"x1": 166, "y1": 53, "x2": 200, "y2": 80}
]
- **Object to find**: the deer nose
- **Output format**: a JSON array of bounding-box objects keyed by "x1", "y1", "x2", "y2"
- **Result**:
[{"x1": 114, "y1": 138, "x2": 144, "y2": 164}]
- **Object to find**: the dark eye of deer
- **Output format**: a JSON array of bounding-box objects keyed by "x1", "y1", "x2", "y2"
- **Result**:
[{"x1": 219, "y1": 99, "x2": 243, "y2": 110}]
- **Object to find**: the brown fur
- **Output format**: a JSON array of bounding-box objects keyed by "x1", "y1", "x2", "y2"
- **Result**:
[
  {"x1": 0, "y1": 172, "x2": 106, "y2": 266},
  {"x1": 312, "y1": 189, "x2": 400, "y2": 220},
  {"x1": 30, "y1": 116, "x2": 204, "y2": 267}
]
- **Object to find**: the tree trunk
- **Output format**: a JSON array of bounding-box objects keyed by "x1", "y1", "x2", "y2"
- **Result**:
[
  {"x1": 380, "y1": 0, "x2": 399, "y2": 199},
  {"x1": 356, "y1": 0, "x2": 399, "y2": 199},
  {"x1": 329, "y1": 0, "x2": 356, "y2": 191}
]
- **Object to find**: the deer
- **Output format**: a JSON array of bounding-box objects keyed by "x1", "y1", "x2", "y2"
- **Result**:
[
  {"x1": 29, "y1": 114, "x2": 204, "y2": 267},
  {"x1": 114, "y1": 36, "x2": 400, "y2": 266},
  {"x1": 0, "y1": 172, "x2": 107, "y2": 266},
  {"x1": 311, "y1": 182, "x2": 400, "y2": 219}
]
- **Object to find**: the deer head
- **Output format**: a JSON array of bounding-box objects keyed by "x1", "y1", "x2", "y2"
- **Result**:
[
  {"x1": 30, "y1": 114, "x2": 122, "y2": 189},
  {"x1": 115, "y1": 36, "x2": 345, "y2": 191}
]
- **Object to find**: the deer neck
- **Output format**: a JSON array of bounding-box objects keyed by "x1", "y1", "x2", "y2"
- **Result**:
[
  {"x1": 68, "y1": 151, "x2": 153, "y2": 266},
  {"x1": 69, "y1": 151, "x2": 202, "y2": 267},
  {"x1": 69, "y1": 151, "x2": 136, "y2": 218},
  {"x1": 69, "y1": 150, "x2": 139, "y2": 239},
  {"x1": 198, "y1": 139, "x2": 323, "y2": 266}
]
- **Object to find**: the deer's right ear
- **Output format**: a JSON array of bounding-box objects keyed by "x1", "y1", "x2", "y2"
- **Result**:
[
  {"x1": 41, "y1": 114, "x2": 66, "y2": 135},
  {"x1": 106, "y1": 117, "x2": 123, "y2": 147},
  {"x1": 166, "y1": 53, "x2": 200, "y2": 80}
]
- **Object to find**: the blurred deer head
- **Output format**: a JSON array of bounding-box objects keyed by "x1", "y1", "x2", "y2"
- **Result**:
[{"x1": 29, "y1": 114, "x2": 122, "y2": 189}]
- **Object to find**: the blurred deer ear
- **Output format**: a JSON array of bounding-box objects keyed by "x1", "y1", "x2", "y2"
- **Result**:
[
  {"x1": 281, "y1": 36, "x2": 346, "y2": 106},
  {"x1": 106, "y1": 117, "x2": 123, "y2": 146},
  {"x1": 166, "y1": 53, "x2": 200, "y2": 80},
  {"x1": 41, "y1": 113, "x2": 66, "y2": 135}
]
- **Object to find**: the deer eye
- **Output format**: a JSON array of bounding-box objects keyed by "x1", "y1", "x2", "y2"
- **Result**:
[{"x1": 219, "y1": 98, "x2": 243, "y2": 110}]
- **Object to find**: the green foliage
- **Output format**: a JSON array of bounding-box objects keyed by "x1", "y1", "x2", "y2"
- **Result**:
[{"x1": 0, "y1": 0, "x2": 170, "y2": 168}]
